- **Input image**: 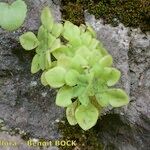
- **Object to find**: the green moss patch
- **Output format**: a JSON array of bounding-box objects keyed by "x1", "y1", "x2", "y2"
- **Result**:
[
  {"x1": 61, "y1": 0, "x2": 150, "y2": 31},
  {"x1": 58, "y1": 118, "x2": 103, "y2": 150}
]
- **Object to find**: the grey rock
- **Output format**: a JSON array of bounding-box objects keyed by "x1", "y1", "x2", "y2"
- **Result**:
[
  {"x1": 85, "y1": 11, "x2": 130, "y2": 94},
  {"x1": 0, "y1": 0, "x2": 63, "y2": 139},
  {"x1": 84, "y1": 12, "x2": 150, "y2": 150}
]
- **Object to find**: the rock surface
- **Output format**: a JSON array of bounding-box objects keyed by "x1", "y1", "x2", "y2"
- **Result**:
[
  {"x1": 0, "y1": 0, "x2": 63, "y2": 140},
  {"x1": 85, "y1": 12, "x2": 150, "y2": 150}
]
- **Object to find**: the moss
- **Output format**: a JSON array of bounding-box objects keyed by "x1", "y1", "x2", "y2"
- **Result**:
[
  {"x1": 61, "y1": 2, "x2": 84, "y2": 26},
  {"x1": 57, "y1": 114, "x2": 133, "y2": 150},
  {"x1": 61, "y1": 0, "x2": 150, "y2": 31},
  {"x1": 58, "y1": 118, "x2": 104, "y2": 150}
]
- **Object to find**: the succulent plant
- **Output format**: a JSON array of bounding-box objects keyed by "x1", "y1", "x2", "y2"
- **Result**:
[{"x1": 20, "y1": 7, "x2": 129, "y2": 130}]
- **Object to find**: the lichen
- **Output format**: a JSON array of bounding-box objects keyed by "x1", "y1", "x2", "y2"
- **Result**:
[{"x1": 61, "y1": 0, "x2": 150, "y2": 31}]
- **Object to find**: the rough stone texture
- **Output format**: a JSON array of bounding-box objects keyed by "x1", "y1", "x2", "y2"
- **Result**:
[
  {"x1": 85, "y1": 11, "x2": 130, "y2": 94},
  {"x1": 0, "y1": 0, "x2": 63, "y2": 140},
  {"x1": 85, "y1": 12, "x2": 150, "y2": 150}
]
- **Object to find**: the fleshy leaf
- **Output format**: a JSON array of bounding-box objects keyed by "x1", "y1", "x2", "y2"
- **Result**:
[
  {"x1": 52, "y1": 46, "x2": 73, "y2": 59},
  {"x1": 0, "y1": 0, "x2": 27, "y2": 31},
  {"x1": 104, "y1": 67, "x2": 121, "y2": 86},
  {"x1": 39, "y1": 53, "x2": 45, "y2": 70},
  {"x1": 76, "y1": 46, "x2": 91, "y2": 59},
  {"x1": 88, "y1": 50, "x2": 102, "y2": 66},
  {"x1": 104, "y1": 89, "x2": 129, "y2": 107},
  {"x1": 41, "y1": 71, "x2": 48, "y2": 86},
  {"x1": 75, "y1": 104, "x2": 99, "y2": 130},
  {"x1": 79, "y1": 24, "x2": 86, "y2": 33},
  {"x1": 31, "y1": 54, "x2": 40, "y2": 74},
  {"x1": 85, "y1": 22, "x2": 96, "y2": 38},
  {"x1": 57, "y1": 55, "x2": 71, "y2": 69},
  {"x1": 91, "y1": 64, "x2": 103, "y2": 78},
  {"x1": 71, "y1": 54, "x2": 88, "y2": 72},
  {"x1": 45, "y1": 50, "x2": 51, "y2": 69},
  {"x1": 78, "y1": 93, "x2": 89, "y2": 106},
  {"x1": 45, "y1": 66, "x2": 66, "y2": 88},
  {"x1": 56, "y1": 86, "x2": 73, "y2": 107},
  {"x1": 52, "y1": 23, "x2": 63, "y2": 38},
  {"x1": 81, "y1": 32, "x2": 92, "y2": 46},
  {"x1": 65, "y1": 69, "x2": 79, "y2": 86},
  {"x1": 19, "y1": 32, "x2": 39, "y2": 50},
  {"x1": 47, "y1": 33, "x2": 56, "y2": 49},
  {"x1": 89, "y1": 39, "x2": 99, "y2": 49},
  {"x1": 41, "y1": 7, "x2": 53, "y2": 31},
  {"x1": 37, "y1": 26, "x2": 47, "y2": 41},
  {"x1": 36, "y1": 41, "x2": 47, "y2": 54},
  {"x1": 99, "y1": 55, "x2": 113, "y2": 67},
  {"x1": 95, "y1": 93, "x2": 109, "y2": 107},
  {"x1": 66, "y1": 101, "x2": 78, "y2": 125},
  {"x1": 72, "y1": 85, "x2": 85, "y2": 97},
  {"x1": 50, "y1": 39, "x2": 61, "y2": 52},
  {"x1": 63, "y1": 21, "x2": 81, "y2": 46},
  {"x1": 97, "y1": 42, "x2": 108, "y2": 56}
]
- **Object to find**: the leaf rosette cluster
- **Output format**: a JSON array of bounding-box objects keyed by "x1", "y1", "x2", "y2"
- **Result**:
[{"x1": 20, "y1": 7, "x2": 129, "y2": 130}]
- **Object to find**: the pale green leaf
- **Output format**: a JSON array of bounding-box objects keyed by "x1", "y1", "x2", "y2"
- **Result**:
[
  {"x1": 56, "y1": 86, "x2": 73, "y2": 107},
  {"x1": 75, "y1": 104, "x2": 99, "y2": 130},
  {"x1": 52, "y1": 46, "x2": 73, "y2": 59},
  {"x1": 66, "y1": 101, "x2": 78, "y2": 125},
  {"x1": 95, "y1": 93, "x2": 109, "y2": 107},
  {"x1": 85, "y1": 22, "x2": 96, "y2": 38},
  {"x1": 79, "y1": 24, "x2": 86, "y2": 33},
  {"x1": 41, "y1": 71, "x2": 48, "y2": 86},
  {"x1": 41, "y1": 7, "x2": 53, "y2": 31},
  {"x1": 20, "y1": 32, "x2": 39, "y2": 50},
  {"x1": 37, "y1": 25, "x2": 47, "y2": 41},
  {"x1": 104, "y1": 67, "x2": 121, "y2": 86},
  {"x1": 99, "y1": 55, "x2": 113, "y2": 67},
  {"x1": 38, "y1": 53, "x2": 45, "y2": 70},
  {"x1": 103, "y1": 89, "x2": 129, "y2": 107},
  {"x1": 78, "y1": 93, "x2": 89, "y2": 106},
  {"x1": 31, "y1": 54, "x2": 40, "y2": 74},
  {"x1": 91, "y1": 64, "x2": 103, "y2": 78},
  {"x1": 76, "y1": 46, "x2": 91, "y2": 59},
  {"x1": 52, "y1": 23, "x2": 63, "y2": 38},
  {"x1": 65, "y1": 69, "x2": 79, "y2": 86},
  {"x1": 0, "y1": 0, "x2": 27, "y2": 31},
  {"x1": 72, "y1": 85, "x2": 85, "y2": 97},
  {"x1": 45, "y1": 50, "x2": 51, "y2": 69},
  {"x1": 89, "y1": 39, "x2": 99, "y2": 49},
  {"x1": 97, "y1": 42, "x2": 108, "y2": 56},
  {"x1": 47, "y1": 33, "x2": 56, "y2": 49},
  {"x1": 50, "y1": 39, "x2": 61, "y2": 52},
  {"x1": 81, "y1": 32, "x2": 92, "y2": 46},
  {"x1": 63, "y1": 21, "x2": 81, "y2": 46},
  {"x1": 57, "y1": 55, "x2": 71, "y2": 69},
  {"x1": 45, "y1": 66, "x2": 66, "y2": 88},
  {"x1": 71, "y1": 54, "x2": 88, "y2": 72},
  {"x1": 88, "y1": 50, "x2": 103, "y2": 66},
  {"x1": 36, "y1": 41, "x2": 47, "y2": 54}
]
